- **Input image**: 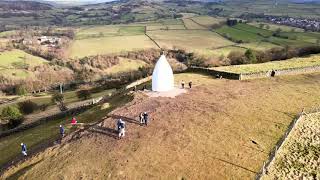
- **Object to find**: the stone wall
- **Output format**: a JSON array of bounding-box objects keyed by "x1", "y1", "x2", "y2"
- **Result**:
[{"x1": 240, "y1": 65, "x2": 320, "y2": 80}]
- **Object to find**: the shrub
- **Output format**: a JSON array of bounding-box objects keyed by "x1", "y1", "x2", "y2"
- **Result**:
[
  {"x1": 18, "y1": 100, "x2": 38, "y2": 114},
  {"x1": 77, "y1": 89, "x2": 92, "y2": 100},
  {"x1": 1, "y1": 106, "x2": 23, "y2": 128},
  {"x1": 15, "y1": 85, "x2": 27, "y2": 96},
  {"x1": 51, "y1": 92, "x2": 64, "y2": 104},
  {"x1": 245, "y1": 49, "x2": 257, "y2": 64}
]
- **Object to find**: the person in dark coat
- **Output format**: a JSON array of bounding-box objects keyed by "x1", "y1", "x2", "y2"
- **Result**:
[
  {"x1": 59, "y1": 125, "x2": 65, "y2": 138},
  {"x1": 117, "y1": 119, "x2": 126, "y2": 139},
  {"x1": 21, "y1": 143, "x2": 27, "y2": 156},
  {"x1": 181, "y1": 81, "x2": 185, "y2": 89},
  {"x1": 188, "y1": 81, "x2": 192, "y2": 89},
  {"x1": 143, "y1": 112, "x2": 149, "y2": 126}
]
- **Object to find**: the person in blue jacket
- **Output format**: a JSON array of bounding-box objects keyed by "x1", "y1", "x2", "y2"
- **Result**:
[
  {"x1": 21, "y1": 143, "x2": 27, "y2": 156},
  {"x1": 59, "y1": 125, "x2": 65, "y2": 138}
]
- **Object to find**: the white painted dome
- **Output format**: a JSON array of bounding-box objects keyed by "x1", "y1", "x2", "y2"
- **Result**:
[{"x1": 152, "y1": 55, "x2": 174, "y2": 92}]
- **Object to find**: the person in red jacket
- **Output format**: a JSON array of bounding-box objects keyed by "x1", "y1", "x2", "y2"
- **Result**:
[{"x1": 71, "y1": 117, "x2": 77, "y2": 125}]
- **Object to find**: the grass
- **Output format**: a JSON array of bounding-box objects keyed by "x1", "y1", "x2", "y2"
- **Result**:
[
  {"x1": 212, "y1": 54, "x2": 320, "y2": 73},
  {"x1": 262, "y1": 112, "x2": 320, "y2": 179},
  {"x1": 236, "y1": 42, "x2": 281, "y2": 51},
  {"x1": 0, "y1": 31, "x2": 16, "y2": 38},
  {"x1": 105, "y1": 58, "x2": 147, "y2": 74},
  {"x1": 182, "y1": 18, "x2": 207, "y2": 30},
  {"x1": 0, "y1": 49, "x2": 47, "y2": 79},
  {"x1": 0, "y1": 49, "x2": 47, "y2": 69},
  {"x1": 147, "y1": 30, "x2": 234, "y2": 52},
  {"x1": 0, "y1": 91, "x2": 133, "y2": 169},
  {"x1": 248, "y1": 22, "x2": 304, "y2": 32},
  {"x1": 75, "y1": 25, "x2": 145, "y2": 40},
  {"x1": 3, "y1": 72, "x2": 320, "y2": 179},
  {"x1": 191, "y1": 16, "x2": 225, "y2": 28},
  {"x1": 216, "y1": 25, "x2": 265, "y2": 42},
  {"x1": 208, "y1": 46, "x2": 246, "y2": 57},
  {"x1": 68, "y1": 35, "x2": 157, "y2": 58}
]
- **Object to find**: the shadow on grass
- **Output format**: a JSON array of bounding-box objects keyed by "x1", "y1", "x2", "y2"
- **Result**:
[
  {"x1": 6, "y1": 160, "x2": 42, "y2": 180},
  {"x1": 109, "y1": 114, "x2": 140, "y2": 125},
  {"x1": 88, "y1": 126, "x2": 118, "y2": 139}
]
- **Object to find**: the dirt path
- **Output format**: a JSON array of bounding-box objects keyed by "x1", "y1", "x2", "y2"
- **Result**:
[{"x1": 2, "y1": 73, "x2": 320, "y2": 179}]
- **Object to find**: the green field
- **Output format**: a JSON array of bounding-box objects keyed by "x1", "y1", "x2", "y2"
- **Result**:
[
  {"x1": 216, "y1": 25, "x2": 265, "y2": 42},
  {"x1": 105, "y1": 58, "x2": 147, "y2": 74},
  {"x1": 68, "y1": 35, "x2": 157, "y2": 58},
  {"x1": 182, "y1": 18, "x2": 207, "y2": 30},
  {"x1": 0, "y1": 30, "x2": 16, "y2": 38},
  {"x1": 248, "y1": 22, "x2": 304, "y2": 32},
  {"x1": 209, "y1": 46, "x2": 246, "y2": 56},
  {"x1": 147, "y1": 30, "x2": 234, "y2": 52},
  {"x1": 236, "y1": 42, "x2": 281, "y2": 51},
  {"x1": 0, "y1": 49, "x2": 47, "y2": 78},
  {"x1": 0, "y1": 49, "x2": 46, "y2": 69},
  {"x1": 212, "y1": 54, "x2": 320, "y2": 73},
  {"x1": 191, "y1": 16, "x2": 225, "y2": 28},
  {"x1": 75, "y1": 25, "x2": 145, "y2": 40}
]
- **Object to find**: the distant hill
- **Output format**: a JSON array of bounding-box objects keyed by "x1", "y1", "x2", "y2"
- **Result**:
[{"x1": 0, "y1": 1, "x2": 53, "y2": 10}]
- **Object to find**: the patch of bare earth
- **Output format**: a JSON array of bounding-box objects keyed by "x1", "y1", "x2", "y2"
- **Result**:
[{"x1": 2, "y1": 73, "x2": 320, "y2": 179}]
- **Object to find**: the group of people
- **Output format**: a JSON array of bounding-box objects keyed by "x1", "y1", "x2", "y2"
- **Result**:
[
  {"x1": 115, "y1": 112, "x2": 149, "y2": 139},
  {"x1": 20, "y1": 117, "x2": 76, "y2": 157},
  {"x1": 139, "y1": 112, "x2": 149, "y2": 126},
  {"x1": 181, "y1": 80, "x2": 192, "y2": 89},
  {"x1": 20, "y1": 112, "x2": 149, "y2": 156}
]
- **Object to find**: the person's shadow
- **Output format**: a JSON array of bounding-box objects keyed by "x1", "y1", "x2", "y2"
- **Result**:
[
  {"x1": 88, "y1": 125, "x2": 118, "y2": 139},
  {"x1": 109, "y1": 114, "x2": 141, "y2": 125}
]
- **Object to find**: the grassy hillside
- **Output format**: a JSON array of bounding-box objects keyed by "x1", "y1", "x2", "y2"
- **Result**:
[
  {"x1": 0, "y1": 49, "x2": 47, "y2": 78},
  {"x1": 147, "y1": 30, "x2": 234, "y2": 52},
  {"x1": 2, "y1": 72, "x2": 320, "y2": 179}
]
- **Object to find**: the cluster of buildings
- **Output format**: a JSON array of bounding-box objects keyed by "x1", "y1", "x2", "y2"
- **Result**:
[
  {"x1": 266, "y1": 16, "x2": 320, "y2": 31},
  {"x1": 37, "y1": 36, "x2": 60, "y2": 47}
]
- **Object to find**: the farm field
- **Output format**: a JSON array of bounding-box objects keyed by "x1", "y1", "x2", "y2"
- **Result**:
[
  {"x1": 182, "y1": 18, "x2": 207, "y2": 30},
  {"x1": 248, "y1": 22, "x2": 304, "y2": 32},
  {"x1": 0, "y1": 49, "x2": 47, "y2": 69},
  {"x1": 209, "y1": 46, "x2": 246, "y2": 56},
  {"x1": 68, "y1": 35, "x2": 157, "y2": 58},
  {"x1": 216, "y1": 25, "x2": 265, "y2": 42},
  {"x1": 0, "y1": 49, "x2": 47, "y2": 78},
  {"x1": 236, "y1": 42, "x2": 281, "y2": 51},
  {"x1": 147, "y1": 30, "x2": 234, "y2": 52},
  {"x1": 105, "y1": 58, "x2": 147, "y2": 74},
  {"x1": 212, "y1": 54, "x2": 320, "y2": 73},
  {"x1": 2, "y1": 72, "x2": 320, "y2": 179},
  {"x1": 262, "y1": 112, "x2": 320, "y2": 179},
  {"x1": 190, "y1": 16, "x2": 225, "y2": 28}
]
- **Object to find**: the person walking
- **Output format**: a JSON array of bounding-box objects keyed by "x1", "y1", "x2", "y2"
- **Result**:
[
  {"x1": 181, "y1": 80, "x2": 185, "y2": 89},
  {"x1": 21, "y1": 143, "x2": 27, "y2": 156},
  {"x1": 59, "y1": 125, "x2": 65, "y2": 138},
  {"x1": 143, "y1": 112, "x2": 149, "y2": 126},
  {"x1": 118, "y1": 119, "x2": 126, "y2": 139},
  {"x1": 71, "y1": 117, "x2": 77, "y2": 125},
  {"x1": 139, "y1": 112, "x2": 144, "y2": 125},
  {"x1": 188, "y1": 81, "x2": 192, "y2": 89}
]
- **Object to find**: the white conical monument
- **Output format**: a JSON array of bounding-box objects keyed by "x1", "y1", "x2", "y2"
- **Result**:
[{"x1": 152, "y1": 54, "x2": 174, "y2": 92}]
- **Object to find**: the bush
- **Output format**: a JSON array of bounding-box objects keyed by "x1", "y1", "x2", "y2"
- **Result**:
[
  {"x1": 18, "y1": 100, "x2": 38, "y2": 114},
  {"x1": 51, "y1": 92, "x2": 64, "y2": 104},
  {"x1": 77, "y1": 89, "x2": 92, "y2": 100},
  {"x1": 245, "y1": 49, "x2": 257, "y2": 64},
  {"x1": 1, "y1": 106, "x2": 23, "y2": 128},
  {"x1": 15, "y1": 85, "x2": 27, "y2": 96}
]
